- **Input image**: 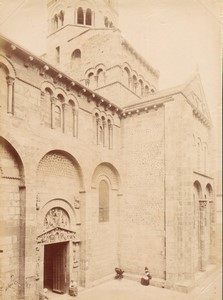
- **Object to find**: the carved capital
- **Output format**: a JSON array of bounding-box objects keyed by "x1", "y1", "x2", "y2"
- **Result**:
[
  {"x1": 96, "y1": 118, "x2": 101, "y2": 125},
  {"x1": 62, "y1": 103, "x2": 68, "y2": 111},
  {"x1": 6, "y1": 76, "x2": 15, "y2": 86},
  {"x1": 50, "y1": 96, "x2": 57, "y2": 105},
  {"x1": 199, "y1": 200, "x2": 207, "y2": 210}
]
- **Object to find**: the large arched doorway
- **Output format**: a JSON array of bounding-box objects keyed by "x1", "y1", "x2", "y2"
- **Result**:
[
  {"x1": 0, "y1": 137, "x2": 25, "y2": 299},
  {"x1": 36, "y1": 150, "x2": 83, "y2": 294}
]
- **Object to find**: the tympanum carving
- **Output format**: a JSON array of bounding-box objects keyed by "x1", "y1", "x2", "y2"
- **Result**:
[{"x1": 44, "y1": 207, "x2": 70, "y2": 230}]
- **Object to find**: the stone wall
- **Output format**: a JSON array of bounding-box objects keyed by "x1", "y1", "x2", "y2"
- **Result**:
[{"x1": 120, "y1": 106, "x2": 165, "y2": 278}]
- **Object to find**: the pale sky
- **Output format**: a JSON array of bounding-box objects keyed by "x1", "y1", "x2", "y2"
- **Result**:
[{"x1": 0, "y1": 0, "x2": 222, "y2": 124}]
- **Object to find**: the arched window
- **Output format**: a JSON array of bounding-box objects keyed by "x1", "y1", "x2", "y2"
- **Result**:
[
  {"x1": 132, "y1": 75, "x2": 137, "y2": 93},
  {"x1": 123, "y1": 67, "x2": 130, "y2": 87},
  {"x1": 144, "y1": 85, "x2": 149, "y2": 96},
  {"x1": 86, "y1": 8, "x2": 92, "y2": 26},
  {"x1": 77, "y1": 7, "x2": 84, "y2": 25},
  {"x1": 58, "y1": 10, "x2": 64, "y2": 27},
  {"x1": 71, "y1": 49, "x2": 81, "y2": 69},
  {"x1": 99, "y1": 125, "x2": 103, "y2": 144},
  {"x1": 99, "y1": 180, "x2": 109, "y2": 222},
  {"x1": 139, "y1": 79, "x2": 144, "y2": 96},
  {"x1": 0, "y1": 63, "x2": 14, "y2": 114},
  {"x1": 97, "y1": 69, "x2": 104, "y2": 88},
  {"x1": 108, "y1": 119, "x2": 113, "y2": 149},
  {"x1": 54, "y1": 14, "x2": 59, "y2": 29},
  {"x1": 55, "y1": 105, "x2": 61, "y2": 128},
  {"x1": 0, "y1": 65, "x2": 8, "y2": 111},
  {"x1": 68, "y1": 100, "x2": 78, "y2": 137},
  {"x1": 42, "y1": 87, "x2": 53, "y2": 128},
  {"x1": 88, "y1": 72, "x2": 95, "y2": 89}
]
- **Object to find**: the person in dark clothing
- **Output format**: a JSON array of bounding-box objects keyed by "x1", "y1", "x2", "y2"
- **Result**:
[
  {"x1": 140, "y1": 267, "x2": 152, "y2": 286},
  {"x1": 114, "y1": 267, "x2": 124, "y2": 279}
]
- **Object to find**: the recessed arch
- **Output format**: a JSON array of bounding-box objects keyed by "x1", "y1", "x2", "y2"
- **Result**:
[
  {"x1": 91, "y1": 162, "x2": 120, "y2": 190},
  {"x1": 0, "y1": 136, "x2": 25, "y2": 182},
  {"x1": 0, "y1": 55, "x2": 16, "y2": 78},
  {"x1": 36, "y1": 149, "x2": 84, "y2": 190},
  {"x1": 38, "y1": 198, "x2": 77, "y2": 232}
]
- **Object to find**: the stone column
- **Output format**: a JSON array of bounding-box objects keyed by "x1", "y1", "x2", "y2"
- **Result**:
[
  {"x1": 209, "y1": 199, "x2": 215, "y2": 263},
  {"x1": 62, "y1": 103, "x2": 67, "y2": 133},
  {"x1": 50, "y1": 97, "x2": 56, "y2": 129},
  {"x1": 102, "y1": 120, "x2": 107, "y2": 147},
  {"x1": 83, "y1": 10, "x2": 86, "y2": 25},
  {"x1": 72, "y1": 108, "x2": 78, "y2": 137},
  {"x1": 108, "y1": 123, "x2": 113, "y2": 149},
  {"x1": 128, "y1": 77, "x2": 132, "y2": 89},
  {"x1": 94, "y1": 75, "x2": 98, "y2": 88},
  {"x1": 7, "y1": 76, "x2": 14, "y2": 114},
  {"x1": 199, "y1": 200, "x2": 207, "y2": 271}
]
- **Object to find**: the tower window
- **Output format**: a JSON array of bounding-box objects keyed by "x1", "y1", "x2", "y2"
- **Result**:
[
  {"x1": 59, "y1": 10, "x2": 64, "y2": 26},
  {"x1": 86, "y1": 8, "x2": 92, "y2": 26},
  {"x1": 77, "y1": 7, "x2": 84, "y2": 24},
  {"x1": 77, "y1": 7, "x2": 84, "y2": 25},
  {"x1": 71, "y1": 49, "x2": 81, "y2": 69}
]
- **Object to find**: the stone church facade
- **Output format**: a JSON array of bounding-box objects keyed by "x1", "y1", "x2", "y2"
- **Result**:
[{"x1": 0, "y1": 0, "x2": 217, "y2": 299}]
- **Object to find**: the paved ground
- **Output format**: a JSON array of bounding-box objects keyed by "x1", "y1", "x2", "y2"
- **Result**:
[{"x1": 47, "y1": 269, "x2": 222, "y2": 300}]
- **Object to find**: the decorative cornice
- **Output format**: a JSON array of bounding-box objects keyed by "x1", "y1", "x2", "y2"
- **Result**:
[
  {"x1": 121, "y1": 39, "x2": 159, "y2": 78},
  {"x1": 192, "y1": 108, "x2": 211, "y2": 128},
  {"x1": 0, "y1": 34, "x2": 121, "y2": 118},
  {"x1": 120, "y1": 96, "x2": 173, "y2": 119}
]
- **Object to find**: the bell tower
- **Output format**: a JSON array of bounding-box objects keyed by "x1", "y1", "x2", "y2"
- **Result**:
[{"x1": 45, "y1": 0, "x2": 119, "y2": 72}]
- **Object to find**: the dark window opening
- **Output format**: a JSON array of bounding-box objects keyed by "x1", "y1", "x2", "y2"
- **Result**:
[
  {"x1": 86, "y1": 8, "x2": 92, "y2": 26},
  {"x1": 77, "y1": 7, "x2": 84, "y2": 24}
]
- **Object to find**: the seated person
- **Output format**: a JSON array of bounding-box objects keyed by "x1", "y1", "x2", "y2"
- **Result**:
[
  {"x1": 115, "y1": 267, "x2": 124, "y2": 279},
  {"x1": 140, "y1": 267, "x2": 152, "y2": 286}
]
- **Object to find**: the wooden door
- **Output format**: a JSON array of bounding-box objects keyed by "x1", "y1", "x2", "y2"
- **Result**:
[{"x1": 52, "y1": 243, "x2": 67, "y2": 294}]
